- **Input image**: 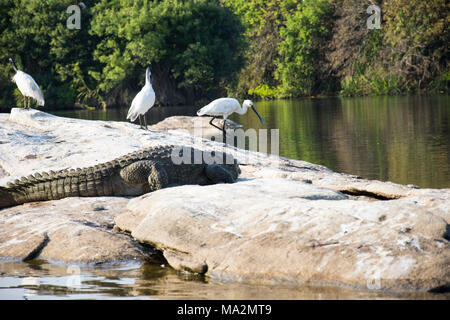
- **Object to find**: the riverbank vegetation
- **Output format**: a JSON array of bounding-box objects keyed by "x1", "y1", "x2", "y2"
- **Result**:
[{"x1": 0, "y1": 0, "x2": 448, "y2": 110}]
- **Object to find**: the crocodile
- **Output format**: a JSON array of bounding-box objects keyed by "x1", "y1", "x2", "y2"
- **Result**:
[{"x1": 0, "y1": 145, "x2": 240, "y2": 209}]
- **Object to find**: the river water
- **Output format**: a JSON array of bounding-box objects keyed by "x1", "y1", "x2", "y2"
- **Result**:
[
  {"x1": 0, "y1": 259, "x2": 447, "y2": 300},
  {"x1": 1, "y1": 95, "x2": 449, "y2": 299}
]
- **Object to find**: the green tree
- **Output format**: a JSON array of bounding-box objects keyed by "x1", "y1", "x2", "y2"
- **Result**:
[
  {"x1": 223, "y1": 0, "x2": 300, "y2": 98},
  {"x1": 0, "y1": 0, "x2": 101, "y2": 110},
  {"x1": 383, "y1": 0, "x2": 449, "y2": 90},
  {"x1": 335, "y1": 0, "x2": 448, "y2": 96},
  {"x1": 276, "y1": 0, "x2": 333, "y2": 97},
  {"x1": 90, "y1": 0, "x2": 245, "y2": 105},
  {"x1": 0, "y1": 0, "x2": 15, "y2": 108}
]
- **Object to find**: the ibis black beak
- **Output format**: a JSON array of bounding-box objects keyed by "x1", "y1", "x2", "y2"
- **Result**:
[
  {"x1": 145, "y1": 67, "x2": 151, "y2": 83},
  {"x1": 9, "y1": 58, "x2": 18, "y2": 72},
  {"x1": 251, "y1": 106, "x2": 265, "y2": 124}
]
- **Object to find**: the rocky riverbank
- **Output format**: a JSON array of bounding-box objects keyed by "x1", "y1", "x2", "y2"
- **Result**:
[{"x1": 0, "y1": 108, "x2": 448, "y2": 293}]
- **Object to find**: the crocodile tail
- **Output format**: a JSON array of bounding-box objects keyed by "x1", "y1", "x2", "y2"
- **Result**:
[{"x1": 0, "y1": 186, "x2": 15, "y2": 209}]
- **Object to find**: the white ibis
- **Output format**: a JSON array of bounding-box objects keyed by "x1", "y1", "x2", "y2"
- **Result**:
[
  {"x1": 9, "y1": 58, "x2": 45, "y2": 109},
  {"x1": 126, "y1": 67, "x2": 156, "y2": 130},
  {"x1": 197, "y1": 98, "x2": 264, "y2": 133}
]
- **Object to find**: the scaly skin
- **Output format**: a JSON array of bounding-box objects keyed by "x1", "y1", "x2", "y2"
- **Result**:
[{"x1": 0, "y1": 145, "x2": 240, "y2": 209}]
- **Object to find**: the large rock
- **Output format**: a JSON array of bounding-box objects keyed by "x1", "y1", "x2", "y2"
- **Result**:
[
  {"x1": 0, "y1": 197, "x2": 156, "y2": 263},
  {"x1": 115, "y1": 178, "x2": 450, "y2": 292},
  {"x1": 1, "y1": 109, "x2": 449, "y2": 292}
]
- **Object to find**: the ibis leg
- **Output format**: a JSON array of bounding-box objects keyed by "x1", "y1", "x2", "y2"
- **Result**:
[
  {"x1": 143, "y1": 114, "x2": 148, "y2": 130},
  {"x1": 138, "y1": 115, "x2": 143, "y2": 129},
  {"x1": 222, "y1": 119, "x2": 228, "y2": 133},
  {"x1": 222, "y1": 119, "x2": 228, "y2": 145},
  {"x1": 209, "y1": 117, "x2": 224, "y2": 131},
  {"x1": 208, "y1": 117, "x2": 228, "y2": 144}
]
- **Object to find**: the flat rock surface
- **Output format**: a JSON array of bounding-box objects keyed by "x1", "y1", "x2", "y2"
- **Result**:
[
  {"x1": 116, "y1": 178, "x2": 450, "y2": 292},
  {"x1": 0, "y1": 197, "x2": 154, "y2": 263},
  {"x1": 1, "y1": 109, "x2": 449, "y2": 292},
  {"x1": 150, "y1": 115, "x2": 242, "y2": 139}
]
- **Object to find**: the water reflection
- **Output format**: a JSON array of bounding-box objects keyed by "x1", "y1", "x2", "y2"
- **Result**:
[
  {"x1": 51, "y1": 95, "x2": 450, "y2": 188},
  {"x1": 229, "y1": 96, "x2": 450, "y2": 188},
  {"x1": 1, "y1": 260, "x2": 448, "y2": 300}
]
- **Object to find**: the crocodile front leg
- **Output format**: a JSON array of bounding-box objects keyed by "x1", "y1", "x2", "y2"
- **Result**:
[
  {"x1": 205, "y1": 164, "x2": 235, "y2": 184},
  {"x1": 120, "y1": 160, "x2": 169, "y2": 192}
]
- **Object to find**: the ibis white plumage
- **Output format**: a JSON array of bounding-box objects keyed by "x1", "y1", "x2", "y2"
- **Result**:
[
  {"x1": 9, "y1": 58, "x2": 45, "y2": 109},
  {"x1": 127, "y1": 67, "x2": 156, "y2": 130},
  {"x1": 197, "y1": 98, "x2": 264, "y2": 133}
]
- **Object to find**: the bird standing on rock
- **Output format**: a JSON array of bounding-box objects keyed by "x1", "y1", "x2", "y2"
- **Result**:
[
  {"x1": 9, "y1": 58, "x2": 45, "y2": 109},
  {"x1": 197, "y1": 98, "x2": 264, "y2": 134},
  {"x1": 127, "y1": 67, "x2": 156, "y2": 130}
]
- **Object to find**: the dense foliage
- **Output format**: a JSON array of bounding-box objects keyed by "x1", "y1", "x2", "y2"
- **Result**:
[
  {"x1": 0, "y1": 0, "x2": 102, "y2": 109},
  {"x1": 336, "y1": 0, "x2": 449, "y2": 96},
  {"x1": 0, "y1": 0, "x2": 244, "y2": 110},
  {"x1": 225, "y1": 0, "x2": 448, "y2": 99},
  {"x1": 90, "y1": 0, "x2": 244, "y2": 106},
  {"x1": 0, "y1": 0, "x2": 447, "y2": 110},
  {"x1": 276, "y1": 0, "x2": 333, "y2": 97}
]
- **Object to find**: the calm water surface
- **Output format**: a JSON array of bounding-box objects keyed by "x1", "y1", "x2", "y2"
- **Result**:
[
  {"x1": 2, "y1": 96, "x2": 448, "y2": 300},
  {"x1": 236, "y1": 96, "x2": 450, "y2": 189},
  {"x1": 1, "y1": 259, "x2": 447, "y2": 300}
]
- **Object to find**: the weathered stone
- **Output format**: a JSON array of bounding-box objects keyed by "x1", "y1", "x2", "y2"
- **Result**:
[
  {"x1": 0, "y1": 197, "x2": 153, "y2": 263},
  {"x1": 150, "y1": 115, "x2": 242, "y2": 138},
  {"x1": 115, "y1": 178, "x2": 450, "y2": 292},
  {"x1": 1, "y1": 109, "x2": 449, "y2": 293}
]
